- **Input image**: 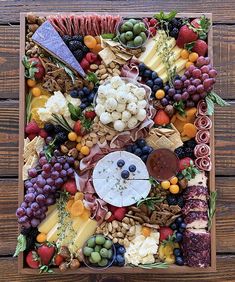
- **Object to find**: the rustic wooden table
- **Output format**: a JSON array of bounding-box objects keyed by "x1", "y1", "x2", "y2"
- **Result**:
[{"x1": 0, "y1": 1, "x2": 234, "y2": 281}]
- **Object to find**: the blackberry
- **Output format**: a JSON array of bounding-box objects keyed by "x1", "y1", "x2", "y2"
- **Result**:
[
  {"x1": 20, "y1": 227, "x2": 32, "y2": 236},
  {"x1": 169, "y1": 27, "x2": 179, "y2": 39},
  {"x1": 62, "y1": 35, "x2": 72, "y2": 44},
  {"x1": 68, "y1": 40, "x2": 83, "y2": 51},
  {"x1": 184, "y1": 147, "x2": 194, "y2": 158},
  {"x1": 54, "y1": 125, "x2": 65, "y2": 134},
  {"x1": 44, "y1": 123, "x2": 55, "y2": 134},
  {"x1": 175, "y1": 146, "x2": 186, "y2": 159},
  {"x1": 73, "y1": 49, "x2": 84, "y2": 62},
  {"x1": 177, "y1": 196, "x2": 184, "y2": 208},
  {"x1": 81, "y1": 45, "x2": 89, "y2": 53},
  {"x1": 185, "y1": 139, "x2": 197, "y2": 149},
  {"x1": 26, "y1": 228, "x2": 39, "y2": 251},
  {"x1": 72, "y1": 35, "x2": 83, "y2": 42},
  {"x1": 56, "y1": 132, "x2": 68, "y2": 144},
  {"x1": 167, "y1": 195, "x2": 178, "y2": 206}
]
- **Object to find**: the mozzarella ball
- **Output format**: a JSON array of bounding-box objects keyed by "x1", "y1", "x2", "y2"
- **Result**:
[
  {"x1": 137, "y1": 100, "x2": 147, "y2": 109},
  {"x1": 97, "y1": 85, "x2": 107, "y2": 99},
  {"x1": 122, "y1": 110, "x2": 132, "y2": 122},
  {"x1": 111, "y1": 111, "x2": 122, "y2": 121},
  {"x1": 100, "y1": 112, "x2": 113, "y2": 124},
  {"x1": 114, "y1": 120, "x2": 126, "y2": 132},
  {"x1": 95, "y1": 104, "x2": 105, "y2": 116},
  {"x1": 96, "y1": 97, "x2": 106, "y2": 105},
  {"x1": 110, "y1": 76, "x2": 124, "y2": 89},
  {"x1": 116, "y1": 91, "x2": 128, "y2": 103},
  {"x1": 133, "y1": 87, "x2": 146, "y2": 100},
  {"x1": 105, "y1": 98, "x2": 118, "y2": 112},
  {"x1": 127, "y1": 102, "x2": 138, "y2": 114},
  {"x1": 116, "y1": 103, "x2": 126, "y2": 113},
  {"x1": 127, "y1": 116, "x2": 138, "y2": 129},
  {"x1": 136, "y1": 108, "x2": 147, "y2": 121},
  {"x1": 107, "y1": 88, "x2": 117, "y2": 99},
  {"x1": 127, "y1": 93, "x2": 138, "y2": 103}
]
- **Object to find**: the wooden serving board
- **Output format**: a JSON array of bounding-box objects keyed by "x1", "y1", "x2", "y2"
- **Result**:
[{"x1": 18, "y1": 12, "x2": 216, "y2": 274}]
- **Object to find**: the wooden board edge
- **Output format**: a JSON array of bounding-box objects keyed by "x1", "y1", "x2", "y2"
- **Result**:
[{"x1": 18, "y1": 11, "x2": 216, "y2": 274}]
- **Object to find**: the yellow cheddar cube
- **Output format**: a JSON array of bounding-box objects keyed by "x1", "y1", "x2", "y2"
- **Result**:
[{"x1": 38, "y1": 209, "x2": 58, "y2": 234}]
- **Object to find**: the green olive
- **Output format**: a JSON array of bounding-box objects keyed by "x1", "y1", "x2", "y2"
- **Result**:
[
  {"x1": 95, "y1": 235, "x2": 106, "y2": 245},
  {"x1": 87, "y1": 237, "x2": 96, "y2": 248},
  {"x1": 129, "y1": 18, "x2": 138, "y2": 25},
  {"x1": 94, "y1": 245, "x2": 102, "y2": 252},
  {"x1": 125, "y1": 31, "x2": 133, "y2": 41},
  {"x1": 107, "y1": 249, "x2": 113, "y2": 259},
  {"x1": 133, "y1": 23, "x2": 141, "y2": 35},
  {"x1": 127, "y1": 40, "x2": 135, "y2": 48},
  {"x1": 91, "y1": 252, "x2": 101, "y2": 263},
  {"x1": 98, "y1": 258, "x2": 108, "y2": 267},
  {"x1": 122, "y1": 21, "x2": 133, "y2": 31},
  {"x1": 134, "y1": 36, "x2": 143, "y2": 46},
  {"x1": 103, "y1": 239, "x2": 112, "y2": 249},
  {"x1": 119, "y1": 33, "x2": 126, "y2": 44},
  {"x1": 139, "y1": 22, "x2": 147, "y2": 32},
  {"x1": 139, "y1": 31, "x2": 147, "y2": 42},
  {"x1": 83, "y1": 246, "x2": 93, "y2": 256}
]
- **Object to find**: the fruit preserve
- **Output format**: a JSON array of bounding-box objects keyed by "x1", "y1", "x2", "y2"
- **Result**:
[{"x1": 146, "y1": 148, "x2": 179, "y2": 181}]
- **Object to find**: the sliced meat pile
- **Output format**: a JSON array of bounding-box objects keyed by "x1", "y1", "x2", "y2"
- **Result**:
[
  {"x1": 181, "y1": 229, "x2": 211, "y2": 267},
  {"x1": 48, "y1": 14, "x2": 122, "y2": 36},
  {"x1": 194, "y1": 100, "x2": 212, "y2": 171},
  {"x1": 182, "y1": 172, "x2": 210, "y2": 267}
]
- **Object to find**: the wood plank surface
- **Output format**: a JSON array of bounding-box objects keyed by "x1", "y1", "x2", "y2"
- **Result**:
[
  {"x1": 0, "y1": 101, "x2": 234, "y2": 176},
  {"x1": 0, "y1": 255, "x2": 234, "y2": 282},
  {"x1": 1, "y1": 25, "x2": 235, "y2": 100},
  {"x1": 0, "y1": 0, "x2": 235, "y2": 24},
  {"x1": 1, "y1": 177, "x2": 234, "y2": 256}
]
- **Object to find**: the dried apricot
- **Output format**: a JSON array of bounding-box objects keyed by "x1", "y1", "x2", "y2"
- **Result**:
[
  {"x1": 180, "y1": 49, "x2": 189, "y2": 59},
  {"x1": 181, "y1": 123, "x2": 197, "y2": 138},
  {"x1": 74, "y1": 192, "x2": 84, "y2": 201},
  {"x1": 91, "y1": 43, "x2": 103, "y2": 54},
  {"x1": 84, "y1": 35, "x2": 97, "y2": 49},
  {"x1": 142, "y1": 227, "x2": 151, "y2": 237},
  {"x1": 36, "y1": 232, "x2": 47, "y2": 243},
  {"x1": 71, "y1": 200, "x2": 84, "y2": 217},
  {"x1": 66, "y1": 199, "x2": 74, "y2": 212}
]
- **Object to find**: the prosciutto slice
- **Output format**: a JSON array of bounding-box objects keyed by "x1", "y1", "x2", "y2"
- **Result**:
[
  {"x1": 195, "y1": 156, "x2": 212, "y2": 171},
  {"x1": 194, "y1": 116, "x2": 212, "y2": 130},
  {"x1": 197, "y1": 100, "x2": 208, "y2": 116},
  {"x1": 195, "y1": 130, "x2": 210, "y2": 144},
  {"x1": 194, "y1": 144, "x2": 211, "y2": 158}
]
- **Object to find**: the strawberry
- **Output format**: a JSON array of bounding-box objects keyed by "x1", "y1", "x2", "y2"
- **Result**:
[
  {"x1": 22, "y1": 56, "x2": 45, "y2": 81},
  {"x1": 191, "y1": 16, "x2": 211, "y2": 40},
  {"x1": 149, "y1": 27, "x2": 157, "y2": 36},
  {"x1": 54, "y1": 254, "x2": 64, "y2": 266},
  {"x1": 176, "y1": 25, "x2": 198, "y2": 48},
  {"x1": 25, "y1": 121, "x2": 40, "y2": 135},
  {"x1": 179, "y1": 157, "x2": 192, "y2": 171},
  {"x1": 39, "y1": 129, "x2": 48, "y2": 139},
  {"x1": 113, "y1": 207, "x2": 127, "y2": 221},
  {"x1": 28, "y1": 133, "x2": 37, "y2": 141},
  {"x1": 62, "y1": 179, "x2": 77, "y2": 195},
  {"x1": 159, "y1": 227, "x2": 174, "y2": 241},
  {"x1": 85, "y1": 52, "x2": 97, "y2": 63},
  {"x1": 80, "y1": 58, "x2": 90, "y2": 71},
  {"x1": 26, "y1": 250, "x2": 40, "y2": 269},
  {"x1": 192, "y1": 39, "x2": 208, "y2": 56},
  {"x1": 84, "y1": 110, "x2": 96, "y2": 120},
  {"x1": 73, "y1": 120, "x2": 82, "y2": 135},
  {"x1": 37, "y1": 244, "x2": 55, "y2": 266},
  {"x1": 149, "y1": 18, "x2": 158, "y2": 27},
  {"x1": 191, "y1": 18, "x2": 201, "y2": 29},
  {"x1": 108, "y1": 204, "x2": 118, "y2": 214}
]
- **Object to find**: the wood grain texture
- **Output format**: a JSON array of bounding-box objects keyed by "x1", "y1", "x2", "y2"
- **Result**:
[
  {"x1": 0, "y1": 255, "x2": 234, "y2": 282},
  {"x1": 0, "y1": 24, "x2": 235, "y2": 99},
  {"x1": 0, "y1": 177, "x2": 234, "y2": 256},
  {"x1": 0, "y1": 101, "x2": 234, "y2": 176},
  {"x1": 0, "y1": 0, "x2": 235, "y2": 24}
]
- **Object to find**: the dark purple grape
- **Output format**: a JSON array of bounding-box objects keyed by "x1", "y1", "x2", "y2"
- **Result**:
[
  {"x1": 41, "y1": 206, "x2": 48, "y2": 213},
  {"x1": 204, "y1": 57, "x2": 210, "y2": 65},
  {"x1": 165, "y1": 95, "x2": 170, "y2": 100},
  {"x1": 50, "y1": 156, "x2": 56, "y2": 165},
  {"x1": 36, "y1": 187, "x2": 43, "y2": 194},
  {"x1": 36, "y1": 194, "x2": 46, "y2": 204},
  {"x1": 58, "y1": 157, "x2": 66, "y2": 164},
  {"x1": 184, "y1": 70, "x2": 190, "y2": 78},
  {"x1": 39, "y1": 156, "x2": 47, "y2": 166},
  {"x1": 51, "y1": 186, "x2": 57, "y2": 193},
  {"x1": 176, "y1": 90, "x2": 182, "y2": 94},
  {"x1": 168, "y1": 88, "x2": 175, "y2": 97},
  {"x1": 67, "y1": 168, "x2": 74, "y2": 176},
  {"x1": 174, "y1": 79, "x2": 183, "y2": 89},
  {"x1": 188, "y1": 64, "x2": 196, "y2": 74},
  {"x1": 196, "y1": 84, "x2": 204, "y2": 94},
  {"x1": 164, "y1": 85, "x2": 170, "y2": 93},
  {"x1": 31, "y1": 202, "x2": 40, "y2": 211},
  {"x1": 67, "y1": 156, "x2": 75, "y2": 165},
  {"x1": 45, "y1": 136, "x2": 53, "y2": 145},
  {"x1": 53, "y1": 149, "x2": 61, "y2": 157},
  {"x1": 54, "y1": 163, "x2": 62, "y2": 171},
  {"x1": 21, "y1": 202, "x2": 28, "y2": 209},
  {"x1": 181, "y1": 92, "x2": 189, "y2": 101},
  {"x1": 28, "y1": 168, "x2": 37, "y2": 178},
  {"x1": 55, "y1": 178, "x2": 64, "y2": 188},
  {"x1": 161, "y1": 98, "x2": 169, "y2": 106},
  {"x1": 174, "y1": 94, "x2": 182, "y2": 101},
  {"x1": 26, "y1": 207, "x2": 33, "y2": 218},
  {"x1": 200, "y1": 92, "x2": 207, "y2": 98},
  {"x1": 31, "y1": 218, "x2": 40, "y2": 227},
  {"x1": 25, "y1": 181, "x2": 33, "y2": 189},
  {"x1": 16, "y1": 207, "x2": 26, "y2": 217},
  {"x1": 36, "y1": 176, "x2": 46, "y2": 188},
  {"x1": 187, "y1": 85, "x2": 196, "y2": 95},
  {"x1": 33, "y1": 209, "x2": 42, "y2": 218},
  {"x1": 39, "y1": 151, "x2": 45, "y2": 158},
  {"x1": 46, "y1": 197, "x2": 55, "y2": 206},
  {"x1": 192, "y1": 94, "x2": 200, "y2": 102},
  {"x1": 18, "y1": 216, "x2": 29, "y2": 224},
  {"x1": 51, "y1": 170, "x2": 60, "y2": 180},
  {"x1": 152, "y1": 84, "x2": 160, "y2": 92},
  {"x1": 196, "y1": 56, "x2": 206, "y2": 67},
  {"x1": 46, "y1": 178, "x2": 54, "y2": 186},
  {"x1": 192, "y1": 68, "x2": 202, "y2": 78},
  {"x1": 39, "y1": 213, "x2": 46, "y2": 220},
  {"x1": 43, "y1": 184, "x2": 52, "y2": 194},
  {"x1": 186, "y1": 100, "x2": 195, "y2": 107},
  {"x1": 209, "y1": 69, "x2": 217, "y2": 78},
  {"x1": 60, "y1": 169, "x2": 67, "y2": 177},
  {"x1": 55, "y1": 192, "x2": 60, "y2": 199},
  {"x1": 201, "y1": 73, "x2": 209, "y2": 81},
  {"x1": 27, "y1": 187, "x2": 35, "y2": 194},
  {"x1": 41, "y1": 171, "x2": 50, "y2": 179},
  {"x1": 203, "y1": 78, "x2": 214, "y2": 91},
  {"x1": 25, "y1": 193, "x2": 36, "y2": 203},
  {"x1": 42, "y1": 163, "x2": 52, "y2": 173},
  {"x1": 192, "y1": 78, "x2": 201, "y2": 86},
  {"x1": 30, "y1": 177, "x2": 37, "y2": 184},
  {"x1": 183, "y1": 80, "x2": 191, "y2": 88},
  {"x1": 200, "y1": 65, "x2": 209, "y2": 74},
  {"x1": 63, "y1": 163, "x2": 70, "y2": 170}
]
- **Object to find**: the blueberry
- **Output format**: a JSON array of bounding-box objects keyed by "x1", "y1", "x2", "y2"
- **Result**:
[
  {"x1": 142, "y1": 145, "x2": 153, "y2": 154},
  {"x1": 117, "y1": 246, "x2": 126, "y2": 255},
  {"x1": 143, "y1": 69, "x2": 152, "y2": 78},
  {"x1": 129, "y1": 165, "x2": 136, "y2": 172},
  {"x1": 164, "y1": 85, "x2": 170, "y2": 93},
  {"x1": 138, "y1": 63, "x2": 146, "y2": 73},
  {"x1": 116, "y1": 254, "x2": 125, "y2": 264},
  {"x1": 117, "y1": 159, "x2": 125, "y2": 168},
  {"x1": 151, "y1": 72, "x2": 158, "y2": 80},
  {"x1": 146, "y1": 80, "x2": 154, "y2": 88},
  {"x1": 121, "y1": 170, "x2": 130, "y2": 179},
  {"x1": 175, "y1": 232, "x2": 183, "y2": 242},
  {"x1": 134, "y1": 148, "x2": 142, "y2": 157},
  {"x1": 126, "y1": 145, "x2": 133, "y2": 153},
  {"x1": 154, "y1": 77, "x2": 163, "y2": 87},
  {"x1": 173, "y1": 248, "x2": 182, "y2": 257},
  {"x1": 136, "y1": 138, "x2": 146, "y2": 148},
  {"x1": 83, "y1": 87, "x2": 90, "y2": 95},
  {"x1": 112, "y1": 255, "x2": 118, "y2": 266},
  {"x1": 170, "y1": 222, "x2": 178, "y2": 230},
  {"x1": 80, "y1": 103, "x2": 87, "y2": 110},
  {"x1": 88, "y1": 92, "x2": 95, "y2": 102},
  {"x1": 81, "y1": 97, "x2": 88, "y2": 103},
  {"x1": 114, "y1": 243, "x2": 121, "y2": 249},
  {"x1": 152, "y1": 84, "x2": 160, "y2": 92},
  {"x1": 179, "y1": 222, "x2": 187, "y2": 229},
  {"x1": 175, "y1": 256, "x2": 184, "y2": 266},
  {"x1": 175, "y1": 217, "x2": 183, "y2": 225},
  {"x1": 132, "y1": 144, "x2": 138, "y2": 152},
  {"x1": 141, "y1": 154, "x2": 148, "y2": 163},
  {"x1": 78, "y1": 90, "x2": 85, "y2": 98},
  {"x1": 70, "y1": 89, "x2": 78, "y2": 98}
]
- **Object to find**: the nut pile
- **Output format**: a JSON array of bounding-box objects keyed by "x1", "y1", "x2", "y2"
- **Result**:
[
  {"x1": 95, "y1": 215, "x2": 139, "y2": 248},
  {"x1": 92, "y1": 62, "x2": 121, "y2": 84},
  {"x1": 25, "y1": 14, "x2": 46, "y2": 58}
]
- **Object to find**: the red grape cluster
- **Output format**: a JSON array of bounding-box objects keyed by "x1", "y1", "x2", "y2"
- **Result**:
[
  {"x1": 160, "y1": 56, "x2": 217, "y2": 108},
  {"x1": 16, "y1": 150, "x2": 75, "y2": 229}
]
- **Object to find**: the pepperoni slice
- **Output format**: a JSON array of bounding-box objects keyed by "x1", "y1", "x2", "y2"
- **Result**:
[
  {"x1": 195, "y1": 130, "x2": 210, "y2": 144},
  {"x1": 195, "y1": 157, "x2": 212, "y2": 171},
  {"x1": 194, "y1": 144, "x2": 211, "y2": 158},
  {"x1": 194, "y1": 116, "x2": 212, "y2": 130}
]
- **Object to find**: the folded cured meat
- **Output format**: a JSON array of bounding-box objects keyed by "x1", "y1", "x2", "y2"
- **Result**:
[
  {"x1": 183, "y1": 185, "x2": 209, "y2": 201},
  {"x1": 194, "y1": 116, "x2": 212, "y2": 130},
  {"x1": 195, "y1": 130, "x2": 210, "y2": 144},
  {"x1": 194, "y1": 144, "x2": 211, "y2": 158},
  {"x1": 181, "y1": 229, "x2": 211, "y2": 267},
  {"x1": 182, "y1": 199, "x2": 208, "y2": 215},
  {"x1": 184, "y1": 211, "x2": 208, "y2": 229},
  {"x1": 195, "y1": 156, "x2": 212, "y2": 171}
]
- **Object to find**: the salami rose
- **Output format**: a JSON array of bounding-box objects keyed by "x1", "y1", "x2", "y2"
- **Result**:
[
  {"x1": 194, "y1": 144, "x2": 211, "y2": 158},
  {"x1": 197, "y1": 100, "x2": 208, "y2": 116},
  {"x1": 194, "y1": 116, "x2": 212, "y2": 130},
  {"x1": 195, "y1": 156, "x2": 212, "y2": 171},
  {"x1": 195, "y1": 130, "x2": 210, "y2": 144}
]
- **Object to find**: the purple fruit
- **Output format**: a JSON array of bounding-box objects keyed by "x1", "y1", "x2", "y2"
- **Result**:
[
  {"x1": 182, "y1": 92, "x2": 189, "y2": 101},
  {"x1": 16, "y1": 207, "x2": 26, "y2": 217},
  {"x1": 186, "y1": 100, "x2": 195, "y2": 107},
  {"x1": 201, "y1": 73, "x2": 209, "y2": 81},
  {"x1": 184, "y1": 70, "x2": 190, "y2": 78},
  {"x1": 54, "y1": 163, "x2": 62, "y2": 171},
  {"x1": 209, "y1": 69, "x2": 217, "y2": 78},
  {"x1": 55, "y1": 177, "x2": 64, "y2": 188},
  {"x1": 42, "y1": 163, "x2": 52, "y2": 173},
  {"x1": 174, "y1": 94, "x2": 182, "y2": 102},
  {"x1": 67, "y1": 168, "x2": 74, "y2": 176},
  {"x1": 196, "y1": 84, "x2": 204, "y2": 94},
  {"x1": 192, "y1": 78, "x2": 201, "y2": 86},
  {"x1": 39, "y1": 156, "x2": 47, "y2": 166},
  {"x1": 203, "y1": 78, "x2": 214, "y2": 90},
  {"x1": 26, "y1": 207, "x2": 33, "y2": 217},
  {"x1": 31, "y1": 202, "x2": 40, "y2": 211},
  {"x1": 36, "y1": 194, "x2": 46, "y2": 204},
  {"x1": 63, "y1": 163, "x2": 70, "y2": 170},
  {"x1": 31, "y1": 218, "x2": 40, "y2": 227},
  {"x1": 168, "y1": 88, "x2": 176, "y2": 97},
  {"x1": 174, "y1": 79, "x2": 183, "y2": 89},
  {"x1": 28, "y1": 168, "x2": 37, "y2": 178},
  {"x1": 181, "y1": 75, "x2": 187, "y2": 82},
  {"x1": 161, "y1": 98, "x2": 169, "y2": 106},
  {"x1": 183, "y1": 80, "x2": 191, "y2": 88},
  {"x1": 196, "y1": 56, "x2": 206, "y2": 67},
  {"x1": 43, "y1": 184, "x2": 51, "y2": 194},
  {"x1": 192, "y1": 68, "x2": 202, "y2": 78},
  {"x1": 204, "y1": 57, "x2": 210, "y2": 65},
  {"x1": 187, "y1": 85, "x2": 196, "y2": 95},
  {"x1": 51, "y1": 170, "x2": 59, "y2": 180},
  {"x1": 200, "y1": 92, "x2": 207, "y2": 98},
  {"x1": 41, "y1": 171, "x2": 50, "y2": 179},
  {"x1": 25, "y1": 193, "x2": 35, "y2": 203},
  {"x1": 21, "y1": 202, "x2": 28, "y2": 209},
  {"x1": 46, "y1": 178, "x2": 54, "y2": 186},
  {"x1": 200, "y1": 65, "x2": 209, "y2": 74},
  {"x1": 36, "y1": 176, "x2": 46, "y2": 188},
  {"x1": 191, "y1": 94, "x2": 200, "y2": 102},
  {"x1": 188, "y1": 64, "x2": 196, "y2": 74}
]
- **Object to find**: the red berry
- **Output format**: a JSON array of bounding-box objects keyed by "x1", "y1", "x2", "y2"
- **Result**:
[
  {"x1": 159, "y1": 227, "x2": 174, "y2": 241},
  {"x1": 149, "y1": 18, "x2": 158, "y2": 27},
  {"x1": 84, "y1": 111, "x2": 96, "y2": 120},
  {"x1": 25, "y1": 121, "x2": 40, "y2": 135},
  {"x1": 39, "y1": 129, "x2": 48, "y2": 139},
  {"x1": 107, "y1": 214, "x2": 115, "y2": 222},
  {"x1": 85, "y1": 52, "x2": 97, "y2": 63},
  {"x1": 54, "y1": 254, "x2": 64, "y2": 266},
  {"x1": 28, "y1": 133, "x2": 37, "y2": 141},
  {"x1": 108, "y1": 204, "x2": 118, "y2": 214},
  {"x1": 37, "y1": 244, "x2": 55, "y2": 266},
  {"x1": 62, "y1": 179, "x2": 77, "y2": 195},
  {"x1": 179, "y1": 157, "x2": 193, "y2": 171},
  {"x1": 149, "y1": 27, "x2": 157, "y2": 36},
  {"x1": 113, "y1": 207, "x2": 127, "y2": 221},
  {"x1": 73, "y1": 120, "x2": 82, "y2": 135},
  {"x1": 26, "y1": 250, "x2": 40, "y2": 269},
  {"x1": 80, "y1": 58, "x2": 90, "y2": 70}
]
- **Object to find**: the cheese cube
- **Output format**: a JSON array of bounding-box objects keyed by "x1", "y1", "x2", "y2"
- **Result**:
[
  {"x1": 47, "y1": 223, "x2": 60, "y2": 243},
  {"x1": 38, "y1": 209, "x2": 58, "y2": 234}
]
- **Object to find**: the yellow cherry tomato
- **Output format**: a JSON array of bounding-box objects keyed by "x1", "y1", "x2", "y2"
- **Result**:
[
  {"x1": 161, "y1": 180, "x2": 171, "y2": 190},
  {"x1": 188, "y1": 52, "x2": 199, "y2": 63},
  {"x1": 76, "y1": 143, "x2": 82, "y2": 151},
  {"x1": 36, "y1": 232, "x2": 47, "y2": 243},
  {"x1": 155, "y1": 89, "x2": 165, "y2": 99},
  {"x1": 27, "y1": 79, "x2": 37, "y2": 87},
  {"x1": 170, "y1": 176, "x2": 178, "y2": 185},
  {"x1": 169, "y1": 184, "x2": 180, "y2": 194},
  {"x1": 180, "y1": 49, "x2": 189, "y2": 59},
  {"x1": 76, "y1": 136, "x2": 82, "y2": 142},
  {"x1": 80, "y1": 145, "x2": 90, "y2": 156},
  {"x1": 68, "y1": 131, "x2": 78, "y2": 141},
  {"x1": 185, "y1": 61, "x2": 194, "y2": 69},
  {"x1": 31, "y1": 87, "x2": 41, "y2": 97}
]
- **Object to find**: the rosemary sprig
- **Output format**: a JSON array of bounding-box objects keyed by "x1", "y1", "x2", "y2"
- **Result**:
[
  {"x1": 26, "y1": 92, "x2": 32, "y2": 124},
  {"x1": 44, "y1": 137, "x2": 58, "y2": 161},
  {"x1": 51, "y1": 57, "x2": 76, "y2": 84},
  {"x1": 128, "y1": 262, "x2": 169, "y2": 269},
  {"x1": 208, "y1": 191, "x2": 217, "y2": 230},
  {"x1": 52, "y1": 113, "x2": 72, "y2": 132},
  {"x1": 137, "y1": 196, "x2": 164, "y2": 211}
]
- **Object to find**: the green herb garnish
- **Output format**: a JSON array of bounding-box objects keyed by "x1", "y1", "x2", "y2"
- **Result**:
[
  {"x1": 173, "y1": 100, "x2": 186, "y2": 116},
  {"x1": 52, "y1": 113, "x2": 72, "y2": 132},
  {"x1": 154, "y1": 10, "x2": 177, "y2": 22},
  {"x1": 205, "y1": 91, "x2": 230, "y2": 116},
  {"x1": 26, "y1": 92, "x2": 32, "y2": 124},
  {"x1": 68, "y1": 102, "x2": 82, "y2": 121},
  {"x1": 44, "y1": 137, "x2": 58, "y2": 161},
  {"x1": 86, "y1": 72, "x2": 99, "y2": 85},
  {"x1": 13, "y1": 234, "x2": 26, "y2": 257},
  {"x1": 208, "y1": 191, "x2": 217, "y2": 230},
  {"x1": 137, "y1": 196, "x2": 164, "y2": 211},
  {"x1": 101, "y1": 33, "x2": 115, "y2": 39},
  {"x1": 129, "y1": 262, "x2": 169, "y2": 269},
  {"x1": 162, "y1": 233, "x2": 176, "y2": 247},
  {"x1": 181, "y1": 160, "x2": 199, "y2": 181}
]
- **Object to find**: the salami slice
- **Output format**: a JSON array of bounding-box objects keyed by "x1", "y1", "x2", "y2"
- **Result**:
[
  {"x1": 194, "y1": 116, "x2": 212, "y2": 130},
  {"x1": 194, "y1": 144, "x2": 211, "y2": 158},
  {"x1": 195, "y1": 130, "x2": 210, "y2": 144},
  {"x1": 195, "y1": 156, "x2": 212, "y2": 171},
  {"x1": 197, "y1": 100, "x2": 208, "y2": 116}
]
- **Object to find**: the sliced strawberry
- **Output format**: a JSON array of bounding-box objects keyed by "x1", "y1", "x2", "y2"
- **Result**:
[
  {"x1": 179, "y1": 157, "x2": 193, "y2": 171},
  {"x1": 54, "y1": 254, "x2": 64, "y2": 266},
  {"x1": 159, "y1": 227, "x2": 174, "y2": 241},
  {"x1": 37, "y1": 244, "x2": 55, "y2": 266},
  {"x1": 26, "y1": 250, "x2": 40, "y2": 269}
]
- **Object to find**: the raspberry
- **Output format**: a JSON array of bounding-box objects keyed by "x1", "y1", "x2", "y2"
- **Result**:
[
  {"x1": 25, "y1": 121, "x2": 40, "y2": 135},
  {"x1": 39, "y1": 129, "x2": 48, "y2": 139},
  {"x1": 28, "y1": 133, "x2": 37, "y2": 141}
]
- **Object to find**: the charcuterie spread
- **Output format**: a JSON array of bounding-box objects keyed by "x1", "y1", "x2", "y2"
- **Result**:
[{"x1": 15, "y1": 11, "x2": 229, "y2": 273}]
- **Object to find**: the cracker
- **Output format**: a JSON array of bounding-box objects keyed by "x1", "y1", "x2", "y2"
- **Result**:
[
  {"x1": 99, "y1": 47, "x2": 116, "y2": 65},
  {"x1": 115, "y1": 52, "x2": 132, "y2": 61},
  {"x1": 169, "y1": 132, "x2": 183, "y2": 149},
  {"x1": 155, "y1": 136, "x2": 175, "y2": 151}
]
